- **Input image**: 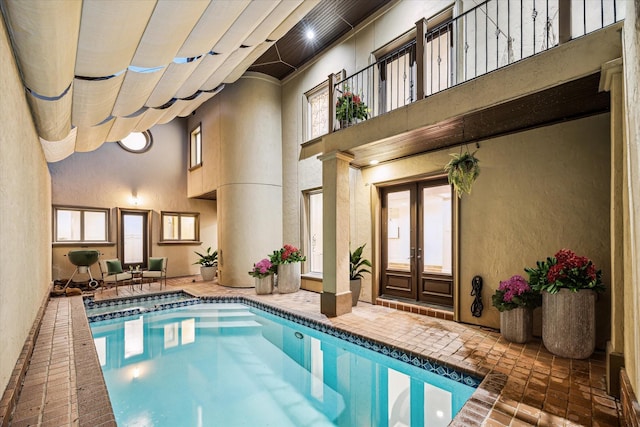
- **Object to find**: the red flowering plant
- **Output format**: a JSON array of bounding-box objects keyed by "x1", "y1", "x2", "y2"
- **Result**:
[
  {"x1": 248, "y1": 258, "x2": 275, "y2": 278},
  {"x1": 335, "y1": 86, "x2": 368, "y2": 124},
  {"x1": 526, "y1": 248, "x2": 604, "y2": 294},
  {"x1": 268, "y1": 244, "x2": 306, "y2": 266},
  {"x1": 491, "y1": 275, "x2": 542, "y2": 312}
]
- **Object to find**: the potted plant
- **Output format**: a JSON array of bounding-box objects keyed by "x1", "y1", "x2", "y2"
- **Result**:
[
  {"x1": 491, "y1": 274, "x2": 542, "y2": 343},
  {"x1": 350, "y1": 244, "x2": 372, "y2": 306},
  {"x1": 269, "y1": 244, "x2": 306, "y2": 293},
  {"x1": 444, "y1": 150, "x2": 480, "y2": 198},
  {"x1": 248, "y1": 258, "x2": 275, "y2": 295},
  {"x1": 336, "y1": 86, "x2": 369, "y2": 127},
  {"x1": 194, "y1": 247, "x2": 218, "y2": 281},
  {"x1": 526, "y1": 248, "x2": 604, "y2": 358}
]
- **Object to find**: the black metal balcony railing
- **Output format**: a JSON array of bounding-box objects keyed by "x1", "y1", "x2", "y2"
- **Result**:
[{"x1": 331, "y1": 0, "x2": 625, "y2": 131}]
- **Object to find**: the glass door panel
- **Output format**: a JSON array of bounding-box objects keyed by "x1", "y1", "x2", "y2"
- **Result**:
[
  {"x1": 422, "y1": 185, "x2": 452, "y2": 274},
  {"x1": 309, "y1": 192, "x2": 323, "y2": 273},
  {"x1": 386, "y1": 190, "x2": 411, "y2": 271},
  {"x1": 120, "y1": 210, "x2": 149, "y2": 269}
]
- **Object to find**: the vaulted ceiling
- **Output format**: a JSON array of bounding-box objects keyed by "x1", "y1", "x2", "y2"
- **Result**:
[{"x1": 1, "y1": 0, "x2": 388, "y2": 162}]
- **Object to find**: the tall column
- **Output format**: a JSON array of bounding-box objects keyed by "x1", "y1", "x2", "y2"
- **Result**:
[
  {"x1": 319, "y1": 150, "x2": 353, "y2": 317},
  {"x1": 622, "y1": 0, "x2": 640, "y2": 395},
  {"x1": 217, "y1": 72, "x2": 282, "y2": 287},
  {"x1": 600, "y1": 58, "x2": 624, "y2": 396}
]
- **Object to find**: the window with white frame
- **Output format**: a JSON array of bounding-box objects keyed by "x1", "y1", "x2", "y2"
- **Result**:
[
  {"x1": 307, "y1": 191, "x2": 323, "y2": 273},
  {"x1": 161, "y1": 211, "x2": 199, "y2": 242},
  {"x1": 53, "y1": 206, "x2": 109, "y2": 243},
  {"x1": 305, "y1": 82, "x2": 329, "y2": 141},
  {"x1": 189, "y1": 124, "x2": 202, "y2": 169}
]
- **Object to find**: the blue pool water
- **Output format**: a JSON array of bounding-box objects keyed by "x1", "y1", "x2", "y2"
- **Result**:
[{"x1": 89, "y1": 302, "x2": 477, "y2": 426}]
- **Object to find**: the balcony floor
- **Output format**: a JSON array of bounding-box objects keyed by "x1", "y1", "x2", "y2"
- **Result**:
[{"x1": 5, "y1": 276, "x2": 621, "y2": 426}]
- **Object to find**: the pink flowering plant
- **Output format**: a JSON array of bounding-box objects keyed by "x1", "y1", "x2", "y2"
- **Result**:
[
  {"x1": 526, "y1": 248, "x2": 604, "y2": 294},
  {"x1": 248, "y1": 258, "x2": 275, "y2": 278},
  {"x1": 269, "y1": 244, "x2": 306, "y2": 265},
  {"x1": 492, "y1": 275, "x2": 542, "y2": 312}
]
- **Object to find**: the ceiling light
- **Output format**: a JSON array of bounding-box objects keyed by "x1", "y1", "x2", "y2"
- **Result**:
[
  {"x1": 369, "y1": 159, "x2": 379, "y2": 165},
  {"x1": 306, "y1": 29, "x2": 315, "y2": 40}
]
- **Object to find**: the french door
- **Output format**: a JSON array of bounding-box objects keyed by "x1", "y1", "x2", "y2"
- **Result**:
[
  {"x1": 381, "y1": 179, "x2": 454, "y2": 307},
  {"x1": 119, "y1": 209, "x2": 150, "y2": 270}
]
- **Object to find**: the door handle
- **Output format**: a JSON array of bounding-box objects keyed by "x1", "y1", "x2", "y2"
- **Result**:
[
  {"x1": 417, "y1": 248, "x2": 422, "y2": 260},
  {"x1": 409, "y1": 247, "x2": 415, "y2": 259}
]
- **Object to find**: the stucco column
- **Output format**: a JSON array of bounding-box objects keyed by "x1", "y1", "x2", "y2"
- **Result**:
[
  {"x1": 319, "y1": 150, "x2": 353, "y2": 317},
  {"x1": 622, "y1": 0, "x2": 640, "y2": 396},
  {"x1": 600, "y1": 58, "x2": 625, "y2": 396},
  {"x1": 217, "y1": 73, "x2": 282, "y2": 287}
]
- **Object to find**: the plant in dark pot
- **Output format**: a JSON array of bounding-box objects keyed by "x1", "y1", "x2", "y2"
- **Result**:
[
  {"x1": 350, "y1": 244, "x2": 372, "y2": 306},
  {"x1": 491, "y1": 275, "x2": 542, "y2": 344},
  {"x1": 526, "y1": 248, "x2": 604, "y2": 359},
  {"x1": 194, "y1": 247, "x2": 218, "y2": 281},
  {"x1": 444, "y1": 150, "x2": 480, "y2": 198}
]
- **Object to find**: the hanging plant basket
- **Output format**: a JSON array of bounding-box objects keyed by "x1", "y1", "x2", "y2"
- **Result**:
[{"x1": 444, "y1": 150, "x2": 480, "y2": 198}]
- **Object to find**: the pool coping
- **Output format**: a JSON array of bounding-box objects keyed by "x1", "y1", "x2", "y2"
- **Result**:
[{"x1": 82, "y1": 290, "x2": 504, "y2": 425}]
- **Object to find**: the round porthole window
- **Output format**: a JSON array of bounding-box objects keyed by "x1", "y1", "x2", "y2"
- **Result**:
[{"x1": 118, "y1": 130, "x2": 153, "y2": 153}]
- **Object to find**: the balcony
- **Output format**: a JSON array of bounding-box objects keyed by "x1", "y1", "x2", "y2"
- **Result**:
[{"x1": 301, "y1": 0, "x2": 625, "y2": 166}]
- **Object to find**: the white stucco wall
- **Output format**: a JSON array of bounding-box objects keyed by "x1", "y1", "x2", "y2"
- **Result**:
[
  {"x1": 188, "y1": 73, "x2": 283, "y2": 287},
  {"x1": 49, "y1": 120, "x2": 217, "y2": 279},
  {"x1": 0, "y1": 16, "x2": 52, "y2": 394}
]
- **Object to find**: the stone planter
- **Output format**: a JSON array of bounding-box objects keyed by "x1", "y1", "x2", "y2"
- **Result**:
[
  {"x1": 350, "y1": 279, "x2": 361, "y2": 306},
  {"x1": 542, "y1": 288, "x2": 596, "y2": 359},
  {"x1": 500, "y1": 307, "x2": 533, "y2": 344},
  {"x1": 255, "y1": 275, "x2": 274, "y2": 295},
  {"x1": 200, "y1": 266, "x2": 217, "y2": 281},
  {"x1": 277, "y1": 262, "x2": 300, "y2": 293}
]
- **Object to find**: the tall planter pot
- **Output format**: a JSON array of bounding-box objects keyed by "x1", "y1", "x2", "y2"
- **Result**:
[
  {"x1": 542, "y1": 289, "x2": 596, "y2": 359},
  {"x1": 500, "y1": 307, "x2": 533, "y2": 344},
  {"x1": 200, "y1": 266, "x2": 216, "y2": 281},
  {"x1": 350, "y1": 279, "x2": 361, "y2": 306},
  {"x1": 255, "y1": 275, "x2": 274, "y2": 295},
  {"x1": 277, "y1": 263, "x2": 300, "y2": 293}
]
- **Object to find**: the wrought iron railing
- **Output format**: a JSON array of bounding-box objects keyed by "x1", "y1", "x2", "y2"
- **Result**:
[{"x1": 332, "y1": 0, "x2": 625, "y2": 131}]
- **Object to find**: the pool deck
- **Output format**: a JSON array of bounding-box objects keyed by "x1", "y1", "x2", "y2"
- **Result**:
[{"x1": 4, "y1": 276, "x2": 621, "y2": 426}]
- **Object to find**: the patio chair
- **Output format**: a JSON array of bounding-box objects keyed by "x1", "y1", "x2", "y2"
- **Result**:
[
  {"x1": 98, "y1": 259, "x2": 133, "y2": 295},
  {"x1": 142, "y1": 257, "x2": 167, "y2": 289}
]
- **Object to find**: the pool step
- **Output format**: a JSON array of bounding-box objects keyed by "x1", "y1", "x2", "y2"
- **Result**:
[
  {"x1": 151, "y1": 310, "x2": 257, "y2": 329},
  {"x1": 198, "y1": 320, "x2": 262, "y2": 329}
]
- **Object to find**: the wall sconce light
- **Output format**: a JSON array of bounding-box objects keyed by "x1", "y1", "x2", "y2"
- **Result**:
[{"x1": 129, "y1": 192, "x2": 141, "y2": 206}]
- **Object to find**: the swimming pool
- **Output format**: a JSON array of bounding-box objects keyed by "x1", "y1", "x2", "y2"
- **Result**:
[{"x1": 89, "y1": 301, "x2": 478, "y2": 426}]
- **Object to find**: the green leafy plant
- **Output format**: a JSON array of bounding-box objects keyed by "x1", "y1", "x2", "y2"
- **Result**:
[
  {"x1": 444, "y1": 150, "x2": 480, "y2": 198},
  {"x1": 350, "y1": 244, "x2": 372, "y2": 280},
  {"x1": 526, "y1": 248, "x2": 604, "y2": 294},
  {"x1": 193, "y1": 247, "x2": 218, "y2": 267},
  {"x1": 336, "y1": 86, "x2": 369, "y2": 124},
  {"x1": 491, "y1": 274, "x2": 542, "y2": 312}
]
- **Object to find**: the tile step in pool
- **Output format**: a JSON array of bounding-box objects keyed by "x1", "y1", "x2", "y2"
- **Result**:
[{"x1": 152, "y1": 310, "x2": 257, "y2": 321}]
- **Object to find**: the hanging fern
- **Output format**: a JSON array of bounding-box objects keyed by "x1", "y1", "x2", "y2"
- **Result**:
[{"x1": 444, "y1": 151, "x2": 480, "y2": 198}]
